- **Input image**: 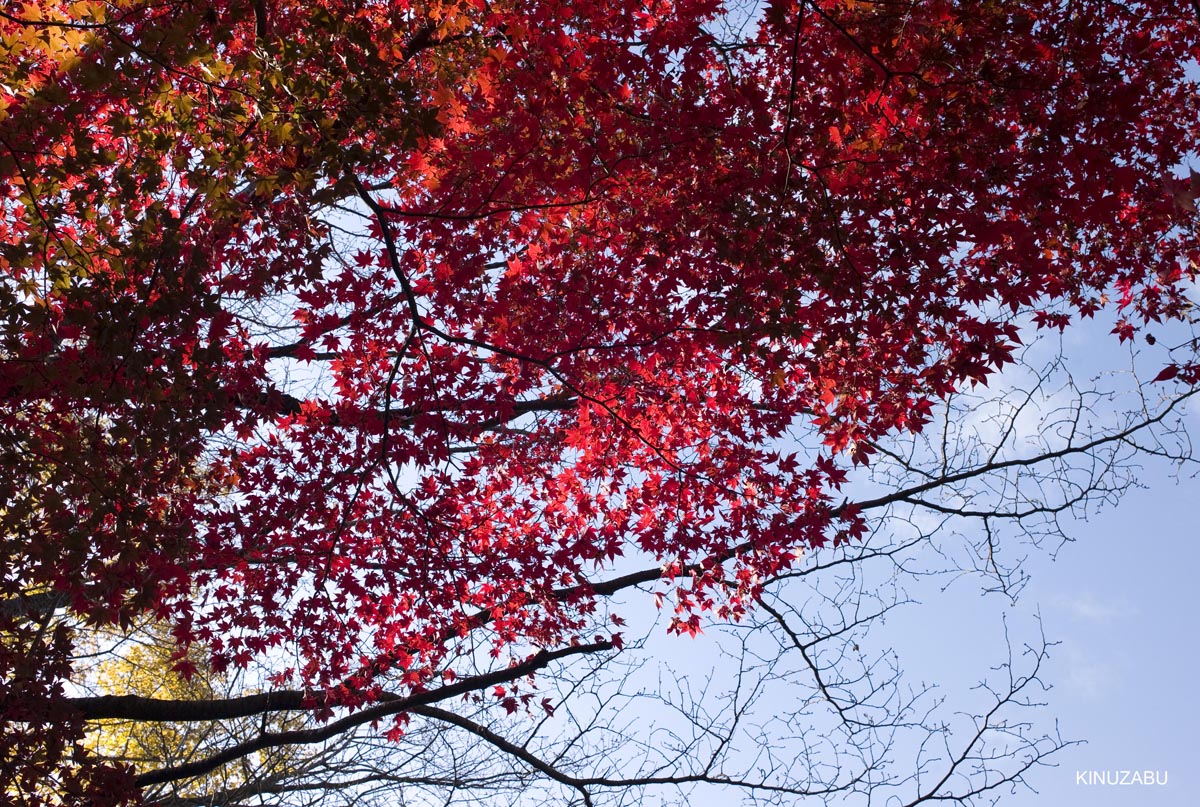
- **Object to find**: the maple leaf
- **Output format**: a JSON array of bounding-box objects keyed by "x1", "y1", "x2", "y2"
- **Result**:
[{"x1": 4, "y1": 0, "x2": 1200, "y2": 800}]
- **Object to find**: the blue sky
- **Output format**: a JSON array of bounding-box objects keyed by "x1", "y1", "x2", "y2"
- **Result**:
[
  {"x1": 996, "y1": 309, "x2": 1200, "y2": 804},
  {"x1": 601, "y1": 312, "x2": 1200, "y2": 807},
  {"x1": 834, "y1": 322, "x2": 1200, "y2": 805},
  {"x1": 865, "y1": 457, "x2": 1199, "y2": 806},
  {"x1": 1002, "y1": 462, "x2": 1198, "y2": 805},
  {"x1": 846, "y1": 320, "x2": 1200, "y2": 806}
]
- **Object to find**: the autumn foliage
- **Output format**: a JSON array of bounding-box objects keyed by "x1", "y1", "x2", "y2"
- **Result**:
[{"x1": 1, "y1": 0, "x2": 1198, "y2": 801}]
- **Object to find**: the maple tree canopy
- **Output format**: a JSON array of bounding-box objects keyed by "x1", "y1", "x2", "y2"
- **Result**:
[{"x1": 1, "y1": 0, "x2": 1198, "y2": 801}]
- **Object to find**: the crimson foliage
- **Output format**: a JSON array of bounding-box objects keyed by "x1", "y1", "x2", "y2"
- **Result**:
[{"x1": 1, "y1": 0, "x2": 1197, "y2": 801}]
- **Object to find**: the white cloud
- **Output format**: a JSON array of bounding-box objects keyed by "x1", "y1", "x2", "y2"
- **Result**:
[
  {"x1": 1061, "y1": 646, "x2": 1117, "y2": 700},
  {"x1": 1050, "y1": 591, "x2": 1132, "y2": 624}
]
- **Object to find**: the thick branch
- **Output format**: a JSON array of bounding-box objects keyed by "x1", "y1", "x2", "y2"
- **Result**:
[
  {"x1": 412, "y1": 704, "x2": 859, "y2": 797},
  {"x1": 0, "y1": 590, "x2": 69, "y2": 621},
  {"x1": 133, "y1": 640, "x2": 613, "y2": 787},
  {"x1": 59, "y1": 392, "x2": 1193, "y2": 732},
  {"x1": 73, "y1": 641, "x2": 610, "y2": 725}
]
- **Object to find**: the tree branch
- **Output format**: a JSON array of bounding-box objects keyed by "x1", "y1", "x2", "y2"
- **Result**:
[{"x1": 132, "y1": 640, "x2": 613, "y2": 787}]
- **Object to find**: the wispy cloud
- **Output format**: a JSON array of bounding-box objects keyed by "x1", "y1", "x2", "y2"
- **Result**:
[
  {"x1": 1050, "y1": 591, "x2": 1132, "y2": 624},
  {"x1": 1061, "y1": 647, "x2": 1116, "y2": 700}
]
